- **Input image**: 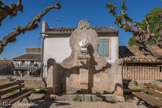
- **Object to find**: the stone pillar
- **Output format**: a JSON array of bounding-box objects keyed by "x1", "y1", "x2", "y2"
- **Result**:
[
  {"x1": 18, "y1": 71, "x2": 22, "y2": 76},
  {"x1": 78, "y1": 55, "x2": 90, "y2": 93},
  {"x1": 26, "y1": 71, "x2": 30, "y2": 77},
  {"x1": 46, "y1": 58, "x2": 57, "y2": 100},
  {"x1": 13, "y1": 70, "x2": 17, "y2": 76},
  {"x1": 114, "y1": 59, "x2": 124, "y2": 101}
]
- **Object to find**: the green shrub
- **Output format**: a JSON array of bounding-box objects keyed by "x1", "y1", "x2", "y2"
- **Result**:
[
  {"x1": 111, "y1": 99, "x2": 117, "y2": 103},
  {"x1": 125, "y1": 95, "x2": 131, "y2": 102},
  {"x1": 140, "y1": 90, "x2": 154, "y2": 96},
  {"x1": 133, "y1": 80, "x2": 138, "y2": 86},
  {"x1": 130, "y1": 57, "x2": 137, "y2": 61},
  {"x1": 8, "y1": 91, "x2": 18, "y2": 96},
  {"x1": 7, "y1": 75, "x2": 15, "y2": 81},
  {"x1": 33, "y1": 88, "x2": 46, "y2": 94},
  {"x1": 73, "y1": 94, "x2": 82, "y2": 102},
  {"x1": 159, "y1": 98, "x2": 162, "y2": 101}
]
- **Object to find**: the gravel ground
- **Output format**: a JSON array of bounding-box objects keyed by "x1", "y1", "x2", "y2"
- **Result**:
[
  {"x1": 9, "y1": 93, "x2": 148, "y2": 108},
  {"x1": 47, "y1": 100, "x2": 147, "y2": 108}
]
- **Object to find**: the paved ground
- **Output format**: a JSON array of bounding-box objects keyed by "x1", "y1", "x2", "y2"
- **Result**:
[
  {"x1": 46, "y1": 100, "x2": 147, "y2": 108},
  {"x1": 9, "y1": 94, "x2": 148, "y2": 108}
]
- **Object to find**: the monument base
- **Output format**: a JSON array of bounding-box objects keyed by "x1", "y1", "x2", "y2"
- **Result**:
[{"x1": 50, "y1": 93, "x2": 125, "y2": 102}]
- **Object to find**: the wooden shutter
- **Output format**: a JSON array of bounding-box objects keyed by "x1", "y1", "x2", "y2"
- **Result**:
[{"x1": 98, "y1": 39, "x2": 109, "y2": 58}]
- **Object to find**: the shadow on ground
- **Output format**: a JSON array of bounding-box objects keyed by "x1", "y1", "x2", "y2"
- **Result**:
[{"x1": 28, "y1": 94, "x2": 70, "y2": 108}]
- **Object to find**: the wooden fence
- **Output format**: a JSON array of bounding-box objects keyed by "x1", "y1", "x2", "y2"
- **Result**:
[
  {"x1": 0, "y1": 62, "x2": 13, "y2": 75},
  {"x1": 122, "y1": 62, "x2": 162, "y2": 80}
]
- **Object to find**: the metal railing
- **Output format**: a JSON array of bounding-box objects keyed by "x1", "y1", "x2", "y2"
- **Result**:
[
  {"x1": 0, "y1": 62, "x2": 41, "y2": 78},
  {"x1": 0, "y1": 62, "x2": 13, "y2": 75}
]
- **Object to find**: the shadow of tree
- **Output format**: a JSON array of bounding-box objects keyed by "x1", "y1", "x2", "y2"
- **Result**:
[
  {"x1": 28, "y1": 94, "x2": 46, "y2": 108},
  {"x1": 55, "y1": 102, "x2": 70, "y2": 106},
  {"x1": 28, "y1": 94, "x2": 70, "y2": 108},
  {"x1": 52, "y1": 43, "x2": 111, "y2": 94}
]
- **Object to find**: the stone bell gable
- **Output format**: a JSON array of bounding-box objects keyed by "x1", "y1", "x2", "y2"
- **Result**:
[
  {"x1": 60, "y1": 20, "x2": 110, "y2": 94},
  {"x1": 62, "y1": 20, "x2": 108, "y2": 70}
]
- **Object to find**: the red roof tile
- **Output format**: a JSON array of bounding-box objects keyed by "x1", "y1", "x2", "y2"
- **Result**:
[
  {"x1": 46, "y1": 27, "x2": 118, "y2": 33},
  {"x1": 119, "y1": 46, "x2": 162, "y2": 62},
  {"x1": 13, "y1": 54, "x2": 41, "y2": 61}
]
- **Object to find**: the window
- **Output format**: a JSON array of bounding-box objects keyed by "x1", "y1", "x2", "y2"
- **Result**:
[
  {"x1": 21, "y1": 60, "x2": 25, "y2": 66},
  {"x1": 98, "y1": 38, "x2": 110, "y2": 59},
  {"x1": 30, "y1": 61, "x2": 34, "y2": 66}
]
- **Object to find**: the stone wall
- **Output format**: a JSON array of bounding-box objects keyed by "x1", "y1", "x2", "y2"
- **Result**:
[
  {"x1": 124, "y1": 80, "x2": 162, "y2": 89},
  {"x1": 0, "y1": 77, "x2": 45, "y2": 89}
]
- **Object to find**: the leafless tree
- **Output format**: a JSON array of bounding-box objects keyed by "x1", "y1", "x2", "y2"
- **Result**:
[
  {"x1": 0, "y1": 0, "x2": 61, "y2": 54},
  {"x1": 106, "y1": 0, "x2": 162, "y2": 59}
]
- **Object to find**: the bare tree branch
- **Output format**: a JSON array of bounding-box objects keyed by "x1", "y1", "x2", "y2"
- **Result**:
[
  {"x1": 106, "y1": 1, "x2": 162, "y2": 59},
  {"x1": 0, "y1": 4, "x2": 61, "y2": 54},
  {"x1": 156, "y1": 9, "x2": 162, "y2": 48},
  {"x1": 0, "y1": 0, "x2": 23, "y2": 26},
  {"x1": 157, "y1": 28, "x2": 162, "y2": 48}
]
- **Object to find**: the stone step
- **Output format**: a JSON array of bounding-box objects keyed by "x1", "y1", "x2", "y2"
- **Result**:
[{"x1": 51, "y1": 94, "x2": 116, "y2": 102}]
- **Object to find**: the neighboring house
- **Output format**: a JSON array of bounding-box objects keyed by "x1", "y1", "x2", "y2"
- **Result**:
[
  {"x1": 12, "y1": 48, "x2": 41, "y2": 76},
  {"x1": 0, "y1": 60, "x2": 13, "y2": 65},
  {"x1": 119, "y1": 46, "x2": 162, "y2": 80},
  {"x1": 41, "y1": 21, "x2": 119, "y2": 77},
  {"x1": 13, "y1": 48, "x2": 41, "y2": 67}
]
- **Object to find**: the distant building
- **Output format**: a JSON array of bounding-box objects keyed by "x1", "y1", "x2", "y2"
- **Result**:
[
  {"x1": 13, "y1": 48, "x2": 41, "y2": 67},
  {"x1": 12, "y1": 48, "x2": 41, "y2": 76},
  {"x1": 119, "y1": 46, "x2": 162, "y2": 80},
  {"x1": 0, "y1": 60, "x2": 13, "y2": 64}
]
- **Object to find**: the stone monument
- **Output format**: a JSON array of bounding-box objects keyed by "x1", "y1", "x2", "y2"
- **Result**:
[{"x1": 46, "y1": 20, "x2": 124, "y2": 101}]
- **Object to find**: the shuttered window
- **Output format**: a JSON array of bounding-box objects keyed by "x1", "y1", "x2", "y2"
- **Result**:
[{"x1": 98, "y1": 39, "x2": 109, "y2": 58}]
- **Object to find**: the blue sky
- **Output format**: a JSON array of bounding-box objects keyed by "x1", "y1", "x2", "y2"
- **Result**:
[{"x1": 0, "y1": 0, "x2": 161, "y2": 59}]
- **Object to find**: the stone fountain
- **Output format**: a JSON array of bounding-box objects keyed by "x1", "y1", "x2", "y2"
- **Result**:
[{"x1": 46, "y1": 20, "x2": 124, "y2": 101}]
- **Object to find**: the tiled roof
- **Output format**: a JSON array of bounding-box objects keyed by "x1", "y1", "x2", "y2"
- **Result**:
[
  {"x1": 0, "y1": 60, "x2": 12, "y2": 63},
  {"x1": 13, "y1": 54, "x2": 41, "y2": 61},
  {"x1": 46, "y1": 27, "x2": 118, "y2": 33},
  {"x1": 0, "y1": 60, "x2": 13, "y2": 67},
  {"x1": 0, "y1": 60, "x2": 13, "y2": 65},
  {"x1": 26, "y1": 48, "x2": 41, "y2": 54},
  {"x1": 119, "y1": 46, "x2": 162, "y2": 62}
]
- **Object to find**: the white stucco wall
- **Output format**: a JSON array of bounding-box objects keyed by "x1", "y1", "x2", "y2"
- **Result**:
[
  {"x1": 43, "y1": 37, "x2": 71, "y2": 77},
  {"x1": 43, "y1": 35, "x2": 118, "y2": 77},
  {"x1": 107, "y1": 36, "x2": 118, "y2": 63}
]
